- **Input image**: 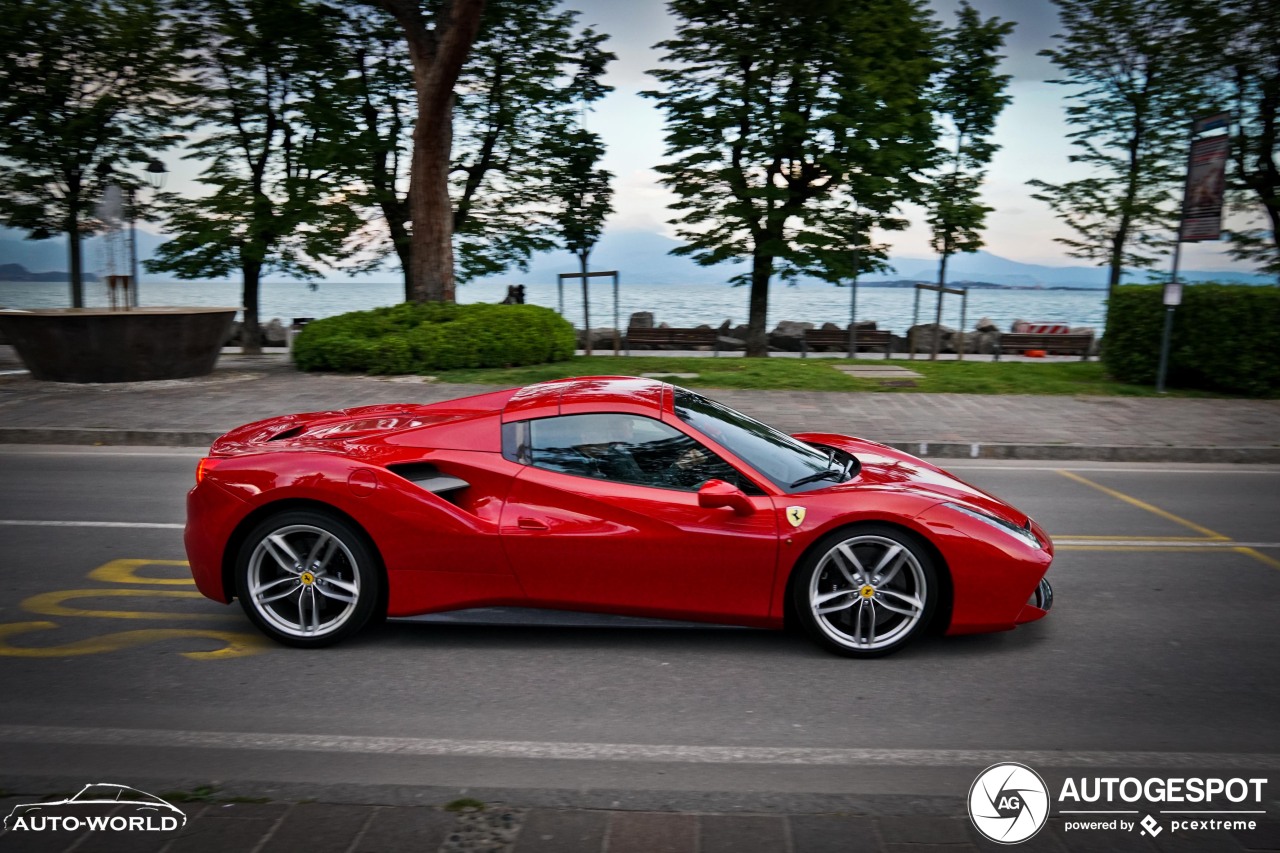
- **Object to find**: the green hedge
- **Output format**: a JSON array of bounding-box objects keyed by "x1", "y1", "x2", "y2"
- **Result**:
[
  {"x1": 1104, "y1": 284, "x2": 1280, "y2": 395},
  {"x1": 291, "y1": 302, "x2": 576, "y2": 373}
]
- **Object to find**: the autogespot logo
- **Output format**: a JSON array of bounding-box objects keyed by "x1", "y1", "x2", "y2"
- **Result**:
[{"x1": 969, "y1": 762, "x2": 1051, "y2": 844}]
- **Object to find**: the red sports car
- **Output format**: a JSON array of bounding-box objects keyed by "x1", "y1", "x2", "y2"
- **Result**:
[{"x1": 186, "y1": 376, "x2": 1053, "y2": 657}]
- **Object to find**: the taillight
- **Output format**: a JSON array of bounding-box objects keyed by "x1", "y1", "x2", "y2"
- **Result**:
[{"x1": 196, "y1": 457, "x2": 220, "y2": 485}]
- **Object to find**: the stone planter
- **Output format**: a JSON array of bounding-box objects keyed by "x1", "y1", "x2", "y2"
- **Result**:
[{"x1": 0, "y1": 307, "x2": 239, "y2": 383}]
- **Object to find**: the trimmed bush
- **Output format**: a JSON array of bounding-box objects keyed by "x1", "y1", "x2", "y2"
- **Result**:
[
  {"x1": 1104, "y1": 284, "x2": 1280, "y2": 395},
  {"x1": 291, "y1": 302, "x2": 576, "y2": 373}
]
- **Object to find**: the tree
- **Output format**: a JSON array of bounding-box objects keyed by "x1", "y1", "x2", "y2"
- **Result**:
[
  {"x1": 369, "y1": 0, "x2": 486, "y2": 303},
  {"x1": 1184, "y1": 0, "x2": 1280, "y2": 278},
  {"x1": 343, "y1": 1, "x2": 615, "y2": 300},
  {"x1": 645, "y1": 0, "x2": 939, "y2": 357},
  {"x1": 147, "y1": 0, "x2": 362, "y2": 354},
  {"x1": 551, "y1": 133, "x2": 614, "y2": 354},
  {"x1": 925, "y1": 2, "x2": 1013, "y2": 357},
  {"x1": 1029, "y1": 0, "x2": 1203, "y2": 307},
  {"x1": 550, "y1": 27, "x2": 614, "y2": 357},
  {"x1": 0, "y1": 0, "x2": 185, "y2": 307}
]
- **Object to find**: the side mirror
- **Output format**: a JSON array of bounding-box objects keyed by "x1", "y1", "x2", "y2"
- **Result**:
[{"x1": 697, "y1": 479, "x2": 755, "y2": 516}]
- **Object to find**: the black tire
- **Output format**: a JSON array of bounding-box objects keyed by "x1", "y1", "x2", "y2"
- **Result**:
[
  {"x1": 791, "y1": 524, "x2": 938, "y2": 658},
  {"x1": 234, "y1": 509, "x2": 381, "y2": 648}
]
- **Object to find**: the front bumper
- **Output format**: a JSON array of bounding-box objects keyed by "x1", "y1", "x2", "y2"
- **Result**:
[{"x1": 1016, "y1": 577, "x2": 1054, "y2": 624}]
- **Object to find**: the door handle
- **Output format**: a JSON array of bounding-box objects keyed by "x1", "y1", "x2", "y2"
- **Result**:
[{"x1": 517, "y1": 517, "x2": 549, "y2": 531}]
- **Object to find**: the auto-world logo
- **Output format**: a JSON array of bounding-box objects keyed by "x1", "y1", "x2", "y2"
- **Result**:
[
  {"x1": 4, "y1": 783, "x2": 186, "y2": 833},
  {"x1": 969, "y1": 762, "x2": 1051, "y2": 844}
]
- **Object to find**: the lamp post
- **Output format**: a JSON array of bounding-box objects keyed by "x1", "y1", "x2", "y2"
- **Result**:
[{"x1": 131, "y1": 158, "x2": 168, "y2": 308}]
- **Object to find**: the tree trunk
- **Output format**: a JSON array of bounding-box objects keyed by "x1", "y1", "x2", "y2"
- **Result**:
[
  {"x1": 745, "y1": 253, "x2": 772, "y2": 357},
  {"x1": 385, "y1": 205, "x2": 413, "y2": 302},
  {"x1": 380, "y1": 0, "x2": 486, "y2": 304},
  {"x1": 241, "y1": 258, "x2": 262, "y2": 356},
  {"x1": 579, "y1": 250, "x2": 592, "y2": 357},
  {"x1": 67, "y1": 205, "x2": 84, "y2": 309},
  {"x1": 406, "y1": 89, "x2": 456, "y2": 302}
]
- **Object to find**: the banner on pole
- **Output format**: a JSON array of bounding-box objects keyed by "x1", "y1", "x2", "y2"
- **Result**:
[{"x1": 1179, "y1": 135, "x2": 1229, "y2": 242}]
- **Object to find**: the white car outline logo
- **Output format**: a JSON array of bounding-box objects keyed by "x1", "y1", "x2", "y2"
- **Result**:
[{"x1": 4, "y1": 783, "x2": 187, "y2": 830}]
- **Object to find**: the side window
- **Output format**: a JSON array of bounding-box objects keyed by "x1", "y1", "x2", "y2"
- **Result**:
[{"x1": 522, "y1": 413, "x2": 761, "y2": 494}]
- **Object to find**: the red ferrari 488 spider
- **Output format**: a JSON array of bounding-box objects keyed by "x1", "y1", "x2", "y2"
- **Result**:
[{"x1": 186, "y1": 376, "x2": 1053, "y2": 657}]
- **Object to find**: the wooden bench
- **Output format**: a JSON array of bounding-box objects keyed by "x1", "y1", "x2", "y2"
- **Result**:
[
  {"x1": 994, "y1": 332, "x2": 1094, "y2": 361},
  {"x1": 625, "y1": 326, "x2": 741, "y2": 356},
  {"x1": 801, "y1": 329, "x2": 893, "y2": 358}
]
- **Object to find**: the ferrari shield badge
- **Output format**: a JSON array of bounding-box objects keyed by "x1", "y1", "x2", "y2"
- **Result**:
[{"x1": 785, "y1": 506, "x2": 806, "y2": 528}]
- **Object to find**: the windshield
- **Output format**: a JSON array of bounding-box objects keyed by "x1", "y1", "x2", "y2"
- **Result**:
[{"x1": 672, "y1": 387, "x2": 851, "y2": 493}]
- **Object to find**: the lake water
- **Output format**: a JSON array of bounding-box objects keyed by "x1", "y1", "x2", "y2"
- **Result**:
[{"x1": 1, "y1": 279, "x2": 1108, "y2": 334}]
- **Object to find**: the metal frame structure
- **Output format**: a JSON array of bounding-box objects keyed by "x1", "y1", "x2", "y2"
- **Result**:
[{"x1": 557, "y1": 270, "x2": 621, "y2": 355}]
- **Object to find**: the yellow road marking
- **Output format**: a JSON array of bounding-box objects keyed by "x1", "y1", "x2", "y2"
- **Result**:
[
  {"x1": 1058, "y1": 546, "x2": 1241, "y2": 553},
  {"x1": 88, "y1": 559, "x2": 194, "y2": 586},
  {"x1": 22, "y1": 589, "x2": 235, "y2": 622},
  {"x1": 1052, "y1": 535, "x2": 1222, "y2": 542},
  {"x1": 0, "y1": 621, "x2": 264, "y2": 660},
  {"x1": 1055, "y1": 470, "x2": 1230, "y2": 541},
  {"x1": 1236, "y1": 547, "x2": 1280, "y2": 571}
]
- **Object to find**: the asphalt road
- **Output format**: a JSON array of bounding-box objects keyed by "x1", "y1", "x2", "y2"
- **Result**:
[{"x1": 0, "y1": 447, "x2": 1278, "y2": 812}]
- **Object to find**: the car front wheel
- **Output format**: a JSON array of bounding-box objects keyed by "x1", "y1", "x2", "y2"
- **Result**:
[
  {"x1": 234, "y1": 510, "x2": 380, "y2": 648},
  {"x1": 793, "y1": 525, "x2": 937, "y2": 658}
]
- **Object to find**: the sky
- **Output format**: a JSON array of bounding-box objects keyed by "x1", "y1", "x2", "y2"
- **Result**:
[
  {"x1": 561, "y1": 0, "x2": 1253, "y2": 272},
  {"x1": 86, "y1": 0, "x2": 1259, "y2": 279}
]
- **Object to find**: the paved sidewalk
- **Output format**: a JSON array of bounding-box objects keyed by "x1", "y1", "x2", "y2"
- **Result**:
[
  {"x1": 2, "y1": 797, "x2": 1278, "y2": 853},
  {"x1": 0, "y1": 347, "x2": 1277, "y2": 461}
]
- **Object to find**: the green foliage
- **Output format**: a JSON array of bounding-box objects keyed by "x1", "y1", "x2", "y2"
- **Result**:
[
  {"x1": 341, "y1": 1, "x2": 616, "y2": 294},
  {"x1": 1029, "y1": 0, "x2": 1205, "y2": 291},
  {"x1": 1104, "y1": 284, "x2": 1280, "y2": 395},
  {"x1": 146, "y1": 0, "x2": 363, "y2": 348},
  {"x1": 644, "y1": 0, "x2": 939, "y2": 354},
  {"x1": 1178, "y1": 0, "x2": 1280, "y2": 277},
  {"x1": 148, "y1": 0, "x2": 360, "y2": 280},
  {"x1": 0, "y1": 0, "x2": 188, "y2": 305},
  {"x1": 292, "y1": 303, "x2": 576, "y2": 374},
  {"x1": 926, "y1": 3, "x2": 1014, "y2": 268},
  {"x1": 430, "y1": 355, "x2": 1227, "y2": 396}
]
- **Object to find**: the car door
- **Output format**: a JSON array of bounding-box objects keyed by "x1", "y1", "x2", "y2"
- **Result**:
[{"x1": 498, "y1": 412, "x2": 779, "y2": 624}]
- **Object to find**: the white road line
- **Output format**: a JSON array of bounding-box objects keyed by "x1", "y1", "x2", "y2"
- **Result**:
[
  {"x1": 0, "y1": 520, "x2": 184, "y2": 529},
  {"x1": 1055, "y1": 539, "x2": 1280, "y2": 548},
  {"x1": 0, "y1": 725, "x2": 1276, "y2": 769}
]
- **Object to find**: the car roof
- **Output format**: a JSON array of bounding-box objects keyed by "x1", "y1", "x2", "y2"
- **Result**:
[{"x1": 502, "y1": 376, "x2": 667, "y2": 422}]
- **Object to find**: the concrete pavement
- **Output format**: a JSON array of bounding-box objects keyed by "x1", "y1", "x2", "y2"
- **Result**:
[
  {"x1": 0, "y1": 347, "x2": 1276, "y2": 461},
  {"x1": 4, "y1": 796, "x2": 1278, "y2": 853}
]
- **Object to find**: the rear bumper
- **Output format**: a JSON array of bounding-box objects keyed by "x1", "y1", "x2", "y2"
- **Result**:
[{"x1": 184, "y1": 479, "x2": 250, "y2": 604}]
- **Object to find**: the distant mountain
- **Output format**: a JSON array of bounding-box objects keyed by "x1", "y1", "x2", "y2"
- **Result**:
[
  {"x1": 0, "y1": 229, "x2": 168, "y2": 279},
  {"x1": 477, "y1": 232, "x2": 1275, "y2": 289},
  {"x1": 3, "y1": 225, "x2": 1272, "y2": 288},
  {"x1": 0, "y1": 262, "x2": 99, "y2": 282}
]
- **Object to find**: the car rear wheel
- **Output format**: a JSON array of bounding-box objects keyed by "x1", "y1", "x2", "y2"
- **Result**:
[
  {"x1": 234, "y1": 510, "x2": 380, "y2": 648},
  {"x1": 793, "y1": 525, "x2": 937, "y2": 658}
]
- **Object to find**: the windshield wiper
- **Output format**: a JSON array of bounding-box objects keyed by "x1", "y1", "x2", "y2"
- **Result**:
[{"x1": 789, "y1": 467, "x2": 844, "y2": 488}]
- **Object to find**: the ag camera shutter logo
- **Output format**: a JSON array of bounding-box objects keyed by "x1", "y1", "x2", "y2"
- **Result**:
[{"x1": 969, "y1": 762, "x2": 1050, "y2": 844}]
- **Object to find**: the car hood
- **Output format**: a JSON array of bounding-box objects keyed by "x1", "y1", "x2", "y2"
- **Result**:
[{"x1": 793, "y1": 432, "x2": 1029, "y2": 527}]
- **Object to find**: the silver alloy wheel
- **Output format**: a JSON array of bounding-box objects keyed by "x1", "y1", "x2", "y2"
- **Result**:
[
  {"x1": 808, "y1": 534, "x2": 928, "y2": 652},
  {"x1": 246, "y1": 523, "x2": 362, "y2": 639}
]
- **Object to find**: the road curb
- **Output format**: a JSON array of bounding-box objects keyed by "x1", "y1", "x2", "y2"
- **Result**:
[{"x1": 1, "y1": 427, "x2": 1277, "y2": 463}]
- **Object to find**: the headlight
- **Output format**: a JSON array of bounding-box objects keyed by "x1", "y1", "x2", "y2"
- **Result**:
[{"x1": 943, "y1": 502, "x2": 1042, "y2": 550}]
